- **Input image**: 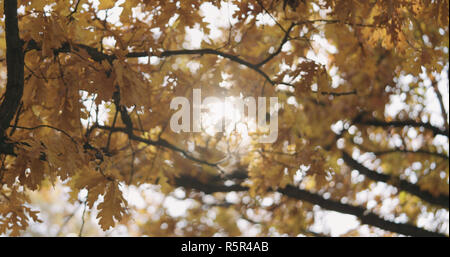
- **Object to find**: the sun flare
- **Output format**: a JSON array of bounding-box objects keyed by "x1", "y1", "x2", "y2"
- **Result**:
[{"x1": 200, "y1": 98, "x2": 255, "y2": 139}]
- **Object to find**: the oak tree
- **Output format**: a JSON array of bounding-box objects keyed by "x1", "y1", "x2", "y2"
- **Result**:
[{"x1": 0, "y1": 0, "x2": 448, "y2": 236}]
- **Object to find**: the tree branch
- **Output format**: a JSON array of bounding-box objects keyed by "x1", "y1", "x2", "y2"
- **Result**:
[
  {"x1": 9, "y1": 125, "x2": 78, "y2": 147},
  {"x1": 372, "y1": 149, "x2": 448, "y2": 160},
  {"x1": 432, "y1": 80, "x2": 449, "y2": 131},
  {"x1": 89, "y1": 125, "x2": 225, "y2": 172},
  {"x1": 24, "y1": 40, "x2": 355, "y2": 96},
  {"x1": 354, "y1": 118, "x2": 449, "y2": 137},
  {"x1": 256, "y1": 22, "x2": 297, "y2": 67},
  {"x1": 174, "y1": 175, "x2": 447, "y2": 237},
  {"x1": 342, "y1": 151, "x2": 449, "y2": 209},
  {"x1": 159, "y1": 48, "x2": 276, "y2": 86}
]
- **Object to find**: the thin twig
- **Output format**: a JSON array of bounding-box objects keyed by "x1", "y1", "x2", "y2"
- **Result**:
[
  {"x1": 78, "y1": 200, "x2": 88, "y2": 237},
  {"x1": 10, "y1": 125, "x2": 78, "y2": 146},
  {"x1": 432, "y1": 79, "x2": 449, "y2": 131}
]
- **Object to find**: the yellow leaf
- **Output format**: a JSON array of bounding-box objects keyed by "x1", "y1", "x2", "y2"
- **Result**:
[
  {"x1": 98, "y1": 0, "x2": 116, "y2": 10},
  {"x1": 97, "y1": 182, "x2": 127, "y2": 231}
]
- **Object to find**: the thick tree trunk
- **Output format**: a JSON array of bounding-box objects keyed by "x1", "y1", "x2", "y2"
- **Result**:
[
  {"x1": 0, "y1": 0, "x2": 23, "y2": 155},
  {"x1": 0, "y1": 0, "x2": 23, "y2": 137}
]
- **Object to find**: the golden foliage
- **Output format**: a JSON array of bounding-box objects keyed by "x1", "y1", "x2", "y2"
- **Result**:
[{"x1": 0, "y1": 0, "x2": 448, "y2": 236}]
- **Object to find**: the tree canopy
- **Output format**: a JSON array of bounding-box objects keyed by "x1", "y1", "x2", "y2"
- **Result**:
[{"x1": 0, "y1": 0, "x2": 448, "y2": 236}]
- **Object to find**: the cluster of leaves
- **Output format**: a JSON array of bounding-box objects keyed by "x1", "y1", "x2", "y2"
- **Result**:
[{"x1": 0, "y1": 0, "x2": 448, "y2": 236}]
